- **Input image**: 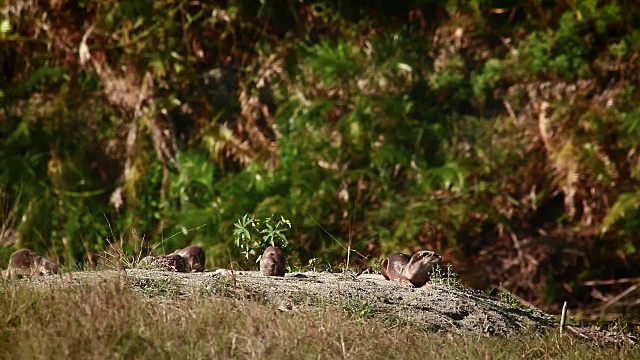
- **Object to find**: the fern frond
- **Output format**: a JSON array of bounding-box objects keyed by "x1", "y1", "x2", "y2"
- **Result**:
[
  {"x1": 602, "y1": 190, "x2": 640, "y2": 234},
  {"x1": 550, "y1": 139, "x2": 580, "y2": 217}
]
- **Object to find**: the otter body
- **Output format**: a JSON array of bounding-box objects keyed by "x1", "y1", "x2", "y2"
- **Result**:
[
  {"x1": 157, "y1": 254, "x2": 187, "y2": 272},
  {"x1": 381, "y1": 253, "x2": 412, "y2": 283},
  {"x1": 141, "y1": 253, "x2": 186, "y2": 272},
  {"x1": 260, "y1": 246, "x2": 286, "y2": 277},
  {"x1": 5, "y1": 248, "x2": 59, "y2": 278},
  {"x1": 381, "y1": 250, "x2": 442, "y2": 287},
  {"x1": 170, "y1": 245, "x2": 205, "y2": 272}
]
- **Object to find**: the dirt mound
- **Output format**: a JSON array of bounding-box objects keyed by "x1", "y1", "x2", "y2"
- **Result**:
[{"x1": 25, "y1": 268, "x2": 635, "y2": 345}]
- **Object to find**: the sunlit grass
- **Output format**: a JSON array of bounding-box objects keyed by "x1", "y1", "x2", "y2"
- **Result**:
[{"x1": 0, "y1": 277, "x2": 637, "y2": 360}]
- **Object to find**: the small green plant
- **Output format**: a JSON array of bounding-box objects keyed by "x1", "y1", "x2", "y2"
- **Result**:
[
  {"x1": 499, "y1": 291, "x2": 521, "y2": 309},
  {"x1": 342, "y1": 297, "x2": 375, "y2": 319},
  {"x1": 233, "y1": 214, "x2": 292, "y2": 262},
  {"x1": 297, "y1": 257, "x2": 332, "y2": 273},
  {"x1": 307, "y1": 257, "x2": 319, "y2": 272},
  {"x1": 431, "y1": 263, "x2": 464, "y2": 290},
  {"x1": 368, "y1": 258, "x2": 382, "y2": 274}
]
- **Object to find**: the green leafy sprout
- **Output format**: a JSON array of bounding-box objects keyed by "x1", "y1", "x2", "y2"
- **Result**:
[{"x1": 233, "y1": 214, "x2": 292, "y2": 263}]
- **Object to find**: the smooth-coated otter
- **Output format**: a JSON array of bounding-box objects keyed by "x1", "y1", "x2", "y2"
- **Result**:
[
  {"x1": 381, "y1": 250, "x2": 442, "y2": 287},
  {"x1": 140, "y1": 253, "x2": 187, "y2": 272},
  {"x1": 260, "y1": 246, "x2": 286, "y2": 277},
  {"x1": 169, "y1": 245, "x2": 205, "y2": 272},
  {"x1": 4, "y1": 248, "x2": 59, "y2": 278}
]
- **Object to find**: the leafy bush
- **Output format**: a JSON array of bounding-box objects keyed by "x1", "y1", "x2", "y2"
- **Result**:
[{"x1": 233, "y1": 214, "x2": 291, "y2": 263}]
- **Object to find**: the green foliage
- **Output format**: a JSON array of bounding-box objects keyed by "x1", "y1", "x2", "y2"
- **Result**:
[
  {"x1": 3, "y1": 0, "x2": 640, "y2": 314},
  {"x1": 431, "y1": 263, "x2": 465, "y2": 290},
  {"x1": 233, "y1": 214, "x2": 291, "y2": 262},
  {"x1": 471, "y1": 58, "x2": 502, "y2": 108},
  {"x1": 342, "y1": 297, "x2": 375, "y2": 319},
  {"x1": 617, "y1": 107, "x2": 640, "y2": 140},
  {"x1": 602, "y1": 191, "x2": 640, "y2": 236},
  {"x1": 305, "y1": 39, "x2": 363, "y2": 87},
  {"x1": 498, "y1": 292, "x2": 522, "y2": 309}
]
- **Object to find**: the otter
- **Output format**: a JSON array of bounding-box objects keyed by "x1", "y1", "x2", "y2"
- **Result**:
[
  {"x1": 169, "y1": 245, "x2": 205, "y2": 272},
  {"x1": 156, "y1": 254, "x2": 187, "y2": 272},
  {"x1": 4, "y1": 248, "x2": 59, "y2": 278},
  {"x1": 140, "y1": 253, "x2": 186, "y2": 272},
  {"x1": 260, "y1": 246, "x2": 286, "y2": 277},
  {"x1": 381, "y1": 250, "x2": 442, "y2": 287}
]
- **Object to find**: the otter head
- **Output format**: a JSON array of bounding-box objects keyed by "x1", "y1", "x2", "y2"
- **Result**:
[
  {"x1": 409, "y1": 250, "x2": 441, "y2": 265},
  {"x1": 404, "y1": 250, "x2": 442, "y2": 287},
  {"x1": 150, "y1": 254, "x2": 187, "y2": 272},
  {"x1": 175, "y1": 246, "x2": 206, "y2": 272},
  {"x1": 260, "y1": 246, "x2": 286, "y2": 277},
  {"x1": 163, "y1": 254, "x2": 187, "y2": 272},
  {"x1": 37, "y1": 257, "x2": 59, "y2": 275}
]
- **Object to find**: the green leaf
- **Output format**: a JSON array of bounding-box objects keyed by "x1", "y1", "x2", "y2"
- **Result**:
[{"x1": 0, "y1": 19, "x2": 11, "y2": 34}]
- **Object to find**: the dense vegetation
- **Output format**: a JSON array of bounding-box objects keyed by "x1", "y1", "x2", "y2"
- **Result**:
[{"x1": 2, "y1": 0, "x2": 640, "y2": 318}]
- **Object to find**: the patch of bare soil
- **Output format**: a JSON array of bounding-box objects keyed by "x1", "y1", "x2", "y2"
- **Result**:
[{"x1": 28, "y1": 269, "x2": 635, "y2": 345}]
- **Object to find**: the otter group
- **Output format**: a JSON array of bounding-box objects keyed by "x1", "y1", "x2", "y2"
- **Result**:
[
  {"x1": 136, "y1": 244, "x2": 288, "y2": 277},
  {"x1": 2, "y1": 243, "x2": 442, "y2": 288},
  {"x1": 257, "y1": 246, "x2": 442, "y2": 289}
]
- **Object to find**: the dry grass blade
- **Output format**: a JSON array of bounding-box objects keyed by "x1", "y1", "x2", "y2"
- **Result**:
[
  {"x1": 0, "y1": 188, "x2": 20, "y2": 248},
  {"x1": 97, "y1": 215, "x2": 148, "y2": 270},
  {"x1": 560, "y1": 301, "x2": 567, "y2": 335},
  {"x1": 601, "y1": 282, "x2": 640, "y2": 311}
]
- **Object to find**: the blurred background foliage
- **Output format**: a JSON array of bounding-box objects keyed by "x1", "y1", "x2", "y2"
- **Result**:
[{"x1": 2, "y1": 0, "x2": 640, "y2": 319}]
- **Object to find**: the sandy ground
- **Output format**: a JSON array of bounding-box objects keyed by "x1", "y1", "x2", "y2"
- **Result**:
[{"x1": 16, "y1": 268, "x2": 635, "y2": 345}]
